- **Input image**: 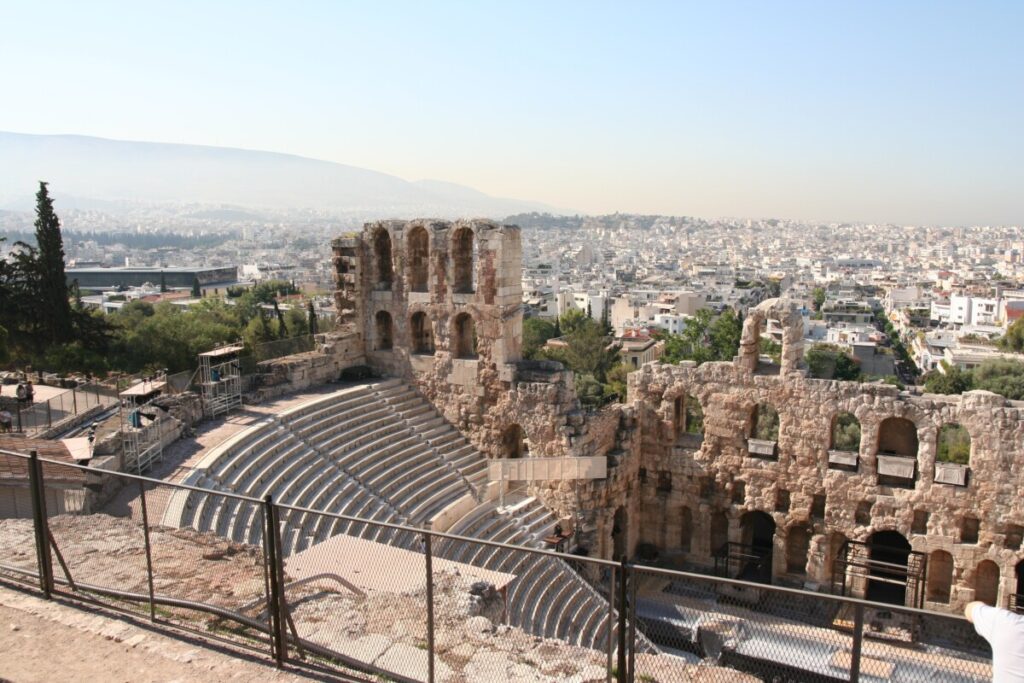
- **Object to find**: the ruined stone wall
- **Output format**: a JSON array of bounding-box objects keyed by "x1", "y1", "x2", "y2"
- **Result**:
[{"x1": 628, "y1": 300, "x2": 1024, "y2": 614}]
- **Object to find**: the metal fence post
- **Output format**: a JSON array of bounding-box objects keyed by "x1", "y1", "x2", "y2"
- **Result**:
[
  {"x1": 138, "y1": 479, "x2": 157, "y2": 621},
  {"x1": 27, "y1": 450, "x2": 54, "y2": 598},
  {"x1": 616, "y1": 558, "x2": 627, "y2": 683},
  {"x1": 627, "y1": 563, "x2": 637, "y2": 683},
  {"x1": 850, "y1": 603, "x2": 864, "y2": 682},
  {"x1": 263, "y1": 495, "x2": 287, "y2": 666},
  {"x1": 46, "y1": 400, "x2": 52, "y2": 429},
  {"x1": 72, "y1": 388, "x2": 77, "y2": 415},
  {"x1": 607, "y1": 564, "x2": 615, "y2": 683},
  {"x1": 424, "y1": 532, "x2": 435, "y2": 683}
]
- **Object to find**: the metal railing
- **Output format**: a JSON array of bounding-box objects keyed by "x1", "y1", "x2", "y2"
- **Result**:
[
  {"x1": 0, "y1": 448, "x2": 994, "y2": 683},
  {"x1": 5, "y1": 382, "x2": 120, "y2": 437}
]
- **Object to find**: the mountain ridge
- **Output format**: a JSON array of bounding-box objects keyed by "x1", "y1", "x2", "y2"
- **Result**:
[{"x1": 0, "y1": 131, "x2": 565, "y2": 218}]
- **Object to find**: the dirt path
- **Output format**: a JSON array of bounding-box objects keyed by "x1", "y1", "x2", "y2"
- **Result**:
[{"x1": 0, "y1": 585, "x2": 340, "y2": 682}]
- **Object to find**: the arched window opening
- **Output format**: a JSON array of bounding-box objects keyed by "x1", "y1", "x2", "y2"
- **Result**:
[
  {"x1": 877, "y1": 417, "x2": 918, "y2": 457},
  {"x1": 751, "y1": 403, "x2": 780, "y2": 441},
  {"x1": 407, "y1": 226, "x2": 429, "y2": 292},
  {"x1": 786, "y1": 525, "x2": 811, "y2": 575},
  {"x1": 679, "y1": 507, "x2": 693, "y2": 553},
  {"x1": 937, "y1": 423, "x2": 971, "y2": 464},
  {"x1": 374, "y1": 310, "x2": 393, "y2": 350},
  {"x1": 673, "y1": 394, "x2": 704, "y2": 446},
  {"x1": 975, "y1": 560, "x2": 1000, "y2": 607},
  {"x1": 501, "y1": 424, "x2": 527, "y2": 459},
  {"x1": 926, "y1": 550, "x2": 954, "y2": 604},
  {"x1": 453, "y1": 313, "x2": 477, "y2": 359},
  {"x1": 373, "y1": 228, "x2": 394, "y2": 291},
  {"x1": 410, "y1": 311, "x2": 434, "y2": 354},
  {"x1": 451, "y1": 227, "x2": 476, "y2": 294},
  {"x1": 1015, "y1": 561, "x2": 1024, "y2": 613},
  {"x1": 831, "y1": 412, "x2": 861, "y2": 452}
]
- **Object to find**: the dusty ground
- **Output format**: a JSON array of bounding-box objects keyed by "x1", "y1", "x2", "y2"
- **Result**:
[{"x1": 0, "y1": 587, "x2": 334, "y2": 682}]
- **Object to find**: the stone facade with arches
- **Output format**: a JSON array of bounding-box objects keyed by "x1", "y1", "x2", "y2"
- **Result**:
[{"x1": 318, "y1": 223, "x2": 1024, "y2": 616}]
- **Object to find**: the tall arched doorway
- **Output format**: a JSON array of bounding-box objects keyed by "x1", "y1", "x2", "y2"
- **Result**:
[
  {"x1": 740, "y1": 511, "x2": 775, "y2": 583},
  {"x1": 1014, "y1": 561, "x2": 1024, "y2": 614},
  {"x1": 867, "y1": 530, "x2": 912, "y2": 605},
  {"x1": 975, "y1": 560, "x2": 1000, "y2": 607}
]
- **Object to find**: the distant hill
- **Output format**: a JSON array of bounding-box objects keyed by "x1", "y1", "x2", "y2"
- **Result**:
[{"x1": 0, "y1": 132, "x2": 564, "y2": 218}]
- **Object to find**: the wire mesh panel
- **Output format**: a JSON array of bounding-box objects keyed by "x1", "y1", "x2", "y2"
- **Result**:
[
  {"x1": 629, "y1": 565, "x2": 994, "y2": 683},
  {"x1": 428, "y1": 531, "x2": 618, "y2": 682},
  {"x1": 277, "y1": 509, "x2": 427, "y2": 682},
  {"x1": 0, "y1": 450, "x2": 44, "y2": 581},
  {"x1": 140, "y1": 484, "x2": 271, "y2": 650}
]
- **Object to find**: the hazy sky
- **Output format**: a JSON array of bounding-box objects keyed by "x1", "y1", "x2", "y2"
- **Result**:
[{"x1": 2, "y1": 1, "x2": 1022, "y2": 225}]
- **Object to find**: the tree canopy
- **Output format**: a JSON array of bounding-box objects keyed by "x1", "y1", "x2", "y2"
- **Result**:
[
  {"x1": 924, "y1": 357, "x2": 1024, "y2": 401},
  {"x1": 660, "y1": 308, "x2": 742, "y2": 366},
  {"x1": 805, "y1": 343, "x2": 862, "y2": 381}
]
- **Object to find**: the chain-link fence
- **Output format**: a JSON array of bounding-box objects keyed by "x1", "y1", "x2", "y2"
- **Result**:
[{"x1": 0, "y1": 448, "x2": 997, "y2": 683}]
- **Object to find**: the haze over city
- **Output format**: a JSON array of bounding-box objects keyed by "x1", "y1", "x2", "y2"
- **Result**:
[{"x1": 3, "y1": 1, "x2": 1023, "y2": 225}]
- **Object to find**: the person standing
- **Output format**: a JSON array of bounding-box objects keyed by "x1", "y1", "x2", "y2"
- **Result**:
[{"x1": 965, "y1": 601, "x2": 1024, "y2": 681}]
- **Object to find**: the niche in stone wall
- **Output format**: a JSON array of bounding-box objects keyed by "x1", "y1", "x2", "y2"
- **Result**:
[
  {"x1": 710, "y1": 511, "x2": 729, "y2": 556},
  {"x1": 912, "y1": 509, "x2": 929, "y2": 535},
  {"x1": 410, "y1": 311, "x2": 434, "y2": 354},
  {"x1": 501, "y1": 424, "x2": 528, "y2": 459},
  {"x1": 679, "y1": 507, "x2": 693, "y2": 553},
  {"x1": 935, "y1": 423, "x2": 971, "y2": 486},
  {"x1": 855, "y1": 501, "x2": 872, "y2": 525},
  {"x1": 1005, "y1": 524, "x2": 1023, "y2": 551},
  {"x1": 373, "y1": 228, "x2": 394, "y2": 291},
  {"x1": 786, "y1": 524, "x2": 811, "y2": 574},
  {"x1": 927, "y1": 550, "x2": 954, "y2": 604},
  {"x1": 811, "y1": 494, "x2": 826, "y2": 520},
  {"x1": 407, "y1": 225, "x2": 429, "y2": 292},
  {"x1": 374, "y1": 310, "x2": 393, "y2": 350},
  {"x1": 748, "y1": 403, "x2": 780, "y2": 459},
  {"x1": 960, "y1": 517, "x2": 980, "y2": 544},
  {"x1": 775, "y1": 489, "x2": 790, "y2": 512},
  {"x1": 453, "y1": 312, "x2": 477, "y2": 359},
  {"x1": 732, "y1": 480, "x2": 745, "y2": 505},
  {"x1": 451, "y1": 227, "x2": 476, "y2": 294},
  {"x1": 657, "y1": 471, "x2": 672, "y2": 494},
  {"x1": 974, "y1": 560, "x2": 1000, "y2": 606}
]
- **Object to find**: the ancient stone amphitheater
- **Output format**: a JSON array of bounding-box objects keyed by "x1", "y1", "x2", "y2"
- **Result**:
[{"x1": 168, "y1": 215, "x2": 1023, "y2": 648}]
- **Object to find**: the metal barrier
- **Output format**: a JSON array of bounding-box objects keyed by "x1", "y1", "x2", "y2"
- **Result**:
[
  {"x1": 8, "y1": 382, "x2": 120, "y2": 437},
  {"x1": 0, "y1": 448, "x2": 994, "y2": 682}
]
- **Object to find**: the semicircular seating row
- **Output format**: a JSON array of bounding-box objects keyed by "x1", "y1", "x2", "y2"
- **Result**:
[{"x1": 160, "y1": 379, "x2": 628, "y2": 651}]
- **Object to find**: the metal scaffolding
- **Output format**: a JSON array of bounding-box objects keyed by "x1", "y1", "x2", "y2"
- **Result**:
[
  {"x1": 119, "y1": 374, "x2": 168, "y2": 475},
  {"x1": 198, "y1": 344, "x2": 244, "y2": 419}
]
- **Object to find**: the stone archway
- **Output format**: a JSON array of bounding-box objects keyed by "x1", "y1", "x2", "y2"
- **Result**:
[
  {"x1": 740, "y1": 511, "x2": 776, "y2": 583},
  {"x1": 975, "y1": 560, "x2": 1000, "y2": 606},
  {"x1": 373, "y1": 227, "x2": 394, "y2": 290},
  {"x1": 926, "y1": 550, "x2": 954, "y2": 604},
  {"x1": 452, "y1": 227, "x2": 475, "y2": 294},
  {"x1": 407, "y1": 225, "x2": 429, "y2": 292},
  {"x1": 867, "y1": 530, "x2": 911, "y2": 605}
]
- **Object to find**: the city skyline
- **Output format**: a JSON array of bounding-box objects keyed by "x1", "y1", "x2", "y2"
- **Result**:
[{"x1": 2, "y1": 1, "x2": 1022, "y2": 225}]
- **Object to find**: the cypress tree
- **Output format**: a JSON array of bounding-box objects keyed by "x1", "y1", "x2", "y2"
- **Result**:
[
  {"x1": 307, "y1": 301, "x2": 318, "y2": 335},
  {"x1": 160, "y1": 271, "x2": 168, "y2": 293},
  {"x1": 274, "y1": 300, "x2": 288, "y2": 339},
  {"x1": 33, "y1": 182, "x2": 73, "y2": 343},
  {"x1": 191, "y1": 277, "x2": 201, "y2": 298}
]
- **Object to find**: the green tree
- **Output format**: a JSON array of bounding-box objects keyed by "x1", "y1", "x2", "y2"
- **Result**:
[
  {"x1": 32, "y1": 182, "x2": 73, "y2": 344},
  {"x1": 812, "y1": 287, "x2": 827, "y2": 311},
  {"x1": 522, "y1": 317, "x2": 556, "y2": 358},
  {"x1": 160, "y1": 271, "x2": 168, "y2": 293},
  {"x1": 191, "y1": 277, "x2": 201, "y2": 298},
  {"x1": 603, "y1": 362, "x2": 635, "y2": 401},
  {"x1": 805, "y1": 344, "x2": 862, "y2": 381},
  {"x1": 936, "y1": 423, "x2": 971, "y2": 464},
  {"x1": 0, "y1": 323, "x2": 8, "y2": 364},
  {"x1": 1000, "y1": 318, "x2": 1024, "y2": 353},
  {"x1": 273, "y1": 301, "x2": 288, "y2": 339},
  {"x1": 708, "y1": 309, "x2": 742, "y2": 361},
  {"x1": 559, "y1": 309, "x2": 588, "y2": 336},
  {"x1": 924, "y1": 364, "x2": 973, "y2": 395},
  {"x1": 972, "y1": 358, "x2": 1024, "y2": 400}
]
